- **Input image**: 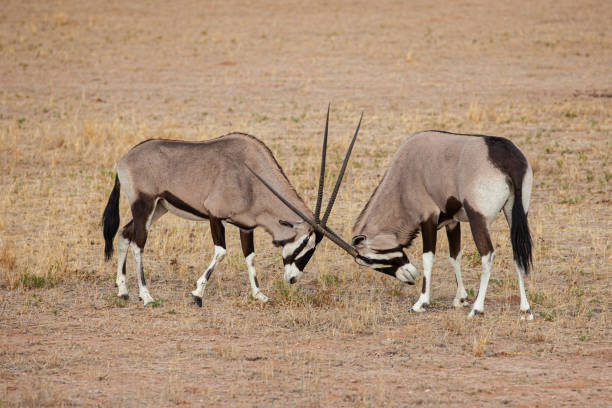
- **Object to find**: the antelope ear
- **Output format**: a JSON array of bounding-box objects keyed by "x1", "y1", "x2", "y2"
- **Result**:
[
  {"x1": 352, "y1": 235, "x2": 366, "y2": 246},
  {"x1": 279, "y1": 220, "x2": 294, "y2": 228},
  {"x1": 368, "y1": 234, "x2": 397, "y2": 251}
]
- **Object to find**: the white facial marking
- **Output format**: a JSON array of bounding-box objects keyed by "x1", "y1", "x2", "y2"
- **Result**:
[
  {"x1": 450, "y1": 253, "x2": 469, "y2": 308},
  {"x1": 295, "y1": 234, "x2": 316, "y2": 260},
  {"x1": 469, "y1": 251, "x2": 494, "y2": 317},
  {"x1": 192, "y1": 245, "x2": 226, "y2": 298},
  {"x1": 396, "y1": 263, "x2": 418, "y2": 283},
  {"x1": 284, "y1": 263, "x2": 302, "y2": 283},
  {"x1": 245, "y1": 253, "x2": 268, "y2": 302},
  {"x1": 362, "y1": 251, "x2": 404, "y2": 261},
  {"x1": 282, "y1": 234, "x2": 308, "y2": 258},
  {"x1": 411, "y1": 252, "x2": 434, "y2": 313}
]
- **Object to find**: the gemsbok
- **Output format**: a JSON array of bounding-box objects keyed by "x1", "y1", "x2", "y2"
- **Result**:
[
  {"x1": 253, "y1": 130, "x2": 534, "y2": 319},
  {"x1": 102, "y1": 108, "x2": 362, "y2": 306}
]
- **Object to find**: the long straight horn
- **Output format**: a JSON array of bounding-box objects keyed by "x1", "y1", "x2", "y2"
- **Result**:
[
  {"x1": 313, "y1": 104, "x2": 330, "y2": 223},
  {"x1": 321, "y1": 112, "x2": 363, "y2": 226},
  {"x1": 245, "y1": 164, "x2": 358, "y2": 258}
]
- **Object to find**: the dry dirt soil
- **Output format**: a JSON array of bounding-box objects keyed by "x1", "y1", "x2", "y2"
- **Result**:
[{"x1": 1, "y1": 0, "x2": 611, "y2": 406}]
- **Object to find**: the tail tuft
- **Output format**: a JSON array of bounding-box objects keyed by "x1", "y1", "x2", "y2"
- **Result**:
[
  {"x1": 102, "y1": 175, "x2": 121, "y2": 260},
  {"x1": 510, "y1": 198, "x2": 532, "y2": 275}
]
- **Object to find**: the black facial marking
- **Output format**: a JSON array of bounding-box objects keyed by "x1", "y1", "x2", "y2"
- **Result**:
[
  {"x1": 272, "y1": 237, "x2": 295, "y2": 247},
  {"x1": 282, "y1": 236, "x2": 311, "y2": 266},
  {"x1": 295, "y1": 248, "x2": 316, "y2": 270},
  {"x1": 352, "y1": 235, "x2": 366, "y2": 246},
  {"x1": 278, "y1": 220, "x2": 294, "y2": 228},
  {"x1": 357, "y1": 248, "x2": 408, "y2": 279}
]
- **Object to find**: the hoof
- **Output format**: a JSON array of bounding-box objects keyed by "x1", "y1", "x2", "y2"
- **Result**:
[
  {"x1": 253, "y1": 292, "x2": 269, "y2": 303},
  {"x1": 410, "y1": 306, "x2": 426, "y2": 313},
  {"x1": 468, "y1": 309, "x2": 484, "y2": 318},
  {"x1": 520, "y1": 309, "x2": 534, "y2": 321},
  {"x1": 119, "y1": 294, "x2": 129, "y2": 300},
  {"x1": 453, "y1": 298, "x2": 470, "y2": 308},
  {"x1": 192, "y1": 295, "x2": 203, "y2": 307}
]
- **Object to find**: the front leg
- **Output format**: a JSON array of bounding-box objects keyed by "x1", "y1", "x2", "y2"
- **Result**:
[
  {"x1": 240, "y1": 230, "x2": 268, "y2": 303},
  {"x1": 192, "y1": 218, "x2": 226, "y2": 306},
  {"x1": 411, "y1": 216, "x2": 437, "y2": 313}
]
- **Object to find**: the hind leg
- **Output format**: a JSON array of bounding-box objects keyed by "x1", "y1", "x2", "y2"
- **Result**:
[
  {"x1": 191, "y1": 218, "x2": 226, "y2": 306},
  {"x1": 446, "y1": 222, "x2": 469, "y2": 308},
  {"x1": 117, "y1": 201, "x2": 166, "y2": 302},
  {"x1": 131, "y1": 197, "x2": 166, "y2": 305},
  {"x1": 465, "y1": 204, "x2": 495, "y2": 318},
  {"x1": 115, "y1": 220, "x2": 133, "y2": 299},
  {"x1": 503, "y1": 203, "x2": 534, "y2": 320},
  {"x1": 240, "y1": 229, "x2": 268, "y2": 303}
]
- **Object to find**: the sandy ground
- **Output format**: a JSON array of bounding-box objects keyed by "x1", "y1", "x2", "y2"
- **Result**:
[{"x1": 1, "y1": 0, "x2": 611, "y2": 406}]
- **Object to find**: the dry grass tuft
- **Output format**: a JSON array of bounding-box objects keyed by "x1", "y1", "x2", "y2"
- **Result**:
[{"x1": 0, "y1": 0, "x2": 610, "y2": 405}]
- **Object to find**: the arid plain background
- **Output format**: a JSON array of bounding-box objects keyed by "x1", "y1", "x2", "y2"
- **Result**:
[{"x1": 1, "y1": 0, "x2": 610, "y2": 406}]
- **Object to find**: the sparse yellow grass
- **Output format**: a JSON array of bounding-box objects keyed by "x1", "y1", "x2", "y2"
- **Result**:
[{"x1": 1, "y1": 0, "x2": 611, "y2": 406}]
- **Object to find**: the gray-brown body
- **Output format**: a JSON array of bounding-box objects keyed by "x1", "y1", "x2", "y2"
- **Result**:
[
  {"x1": 117, "y1": 134, "x2": 311, "y2": 243},
  {"x1": 103, "y1": 133, "x2": 318, "y2": 306},
  {"x1": 352, "y1": 130, "x2": 534, "y2": 318}
]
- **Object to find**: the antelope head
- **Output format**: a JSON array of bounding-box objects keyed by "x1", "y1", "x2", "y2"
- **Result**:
[{"x1": 246, "y1": 106, "x2": 362, "y2": 284}]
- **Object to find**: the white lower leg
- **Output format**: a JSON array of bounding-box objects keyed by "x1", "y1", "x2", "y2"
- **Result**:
[
  {"x1": 412, "y1": 252, "x2": 434, "y2": 312},
  {"x1": 450, "y1": 253, "x2": 469, "y2": 307},
  {"x1": 131, "y1": 244, "x2": 154, "y2": 305},
  {"x1": 246, "y1": 253, "x2": 268, "y2": 302},
  {"x1": 192, "y1": 245, "x2": 226, "y2": 298},
  {"x1": 469, "y1": 252, "x2": 494, "y2": 317},
  {"x1": 515, "y1": 261, "x2": 534, "y2": 320},
  {"x1": 115, "y1": 235, "x2": 129, "y2": 298}
]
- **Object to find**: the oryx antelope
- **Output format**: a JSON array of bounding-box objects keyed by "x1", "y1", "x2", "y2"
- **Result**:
[
  {"x1": 102, "y1": 108, "x2": 362, "y2": 306},
  {"x1": 256, "y1": 130, "x2": 534, "y2": 319}
]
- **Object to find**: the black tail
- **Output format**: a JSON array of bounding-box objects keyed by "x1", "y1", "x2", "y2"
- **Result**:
[
  {"x1": 102, "y1": 175, "x2": 121, "y2": 260},
  {"x1": 510, "y1": 190, "x2": 532, "y2": 275}
]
